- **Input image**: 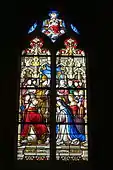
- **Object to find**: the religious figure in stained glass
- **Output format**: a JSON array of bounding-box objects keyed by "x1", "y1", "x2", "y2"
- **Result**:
[
  {"x1": 56, "y1": 38, "x2": 88, "y2": 161},
  {"x1": 17, "y1": 10, "x2": 88, "y2": 161},
  {"x1": 56, "y1": 99, "x2": 86, "y2": 145},
  {"x1": 20, "y1": 90, "x2": 48, "y2": 143},
  {"x1": 17, "y1": 37, "x2": 51, "y2": 160},
  {"x1": 41, "y1": 10, "x2": 66, "y2": 42}
]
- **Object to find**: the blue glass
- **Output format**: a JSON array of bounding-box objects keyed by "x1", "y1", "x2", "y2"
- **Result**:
[
  {"x1": 70, "y1": 24, "x2": 80, "y2": 35},
  {"x1": 40, "y1": 64, "x2": 63, "y2": 79},
  {"x1": 28, "y1": 22, "x2": 37, "y2": 34},
  {"x1": 48, "y1": 10, "x2": 59, "y2": 17},
  {"x1": 20, "y1": 105, "x2": 25, "y2": 111},
  {"x1": 56, "y1": 99, "x2": 86, "y2": 142}
]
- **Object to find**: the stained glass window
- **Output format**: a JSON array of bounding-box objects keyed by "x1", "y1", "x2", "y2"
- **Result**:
[
  {"x1": 56, "y1": 38, "x2": 88, "y2": 161},
  {"x1": 17, "y1": 37, "x2": 51, "y2": 160},
  {"x1": 17, "y1": 10, "x2": 88, "y2": 161}
]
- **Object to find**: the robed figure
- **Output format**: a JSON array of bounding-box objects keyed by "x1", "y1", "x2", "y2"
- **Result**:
[{"x1": 56, "y1": 99, "x2": 86, "y2": 145}]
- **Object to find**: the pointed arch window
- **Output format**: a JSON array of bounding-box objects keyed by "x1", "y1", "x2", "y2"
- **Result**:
[{"x1": 17, "y1": 10, "x2": 88, "y2": 161}]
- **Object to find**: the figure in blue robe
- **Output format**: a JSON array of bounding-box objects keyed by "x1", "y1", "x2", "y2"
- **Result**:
[
  {"x1": 56, "y1": 99, "x2": 86, "y2": 145},
  {"x1": 40, "y1": 64, "x2": 64, "y2": 79}
]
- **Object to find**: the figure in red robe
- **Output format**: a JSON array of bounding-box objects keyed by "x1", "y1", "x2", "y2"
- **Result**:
[
  {"x1": 68, "y1": 94, "x2": 79, "y2": 117},
  {"x1": 20, "y1": 93, "x2": 48, "y2": 143},
  {"x1": 41, "y1": 10, "x2": 65, "y2": 42}
]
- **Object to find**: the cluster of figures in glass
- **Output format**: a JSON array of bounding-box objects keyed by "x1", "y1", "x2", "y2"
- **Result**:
[{"x1": 17, "y1": 10, "x2": 88, "y2": 161}]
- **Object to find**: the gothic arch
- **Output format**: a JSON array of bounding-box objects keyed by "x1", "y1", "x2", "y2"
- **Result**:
[{"x1": 17, "y1": 10, "x2": 88, "y2": 161}]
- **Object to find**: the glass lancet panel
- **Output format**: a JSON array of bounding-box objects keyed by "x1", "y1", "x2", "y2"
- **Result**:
[
  {"x1": 70, "y1": 24, "x2": 80, "y2": 35},
  {"x1": 17, "y1": 37, "x2": 51, "y2": 160},
  {"x1": 28, "y1": 22, "x2": 38, "y2": 34},
  {"x1": 41, "y1": 10, "x2": 66, "y2": 43},
  {"x1": 56, "y1": 38, "x2": 88, "y2": 161}
]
